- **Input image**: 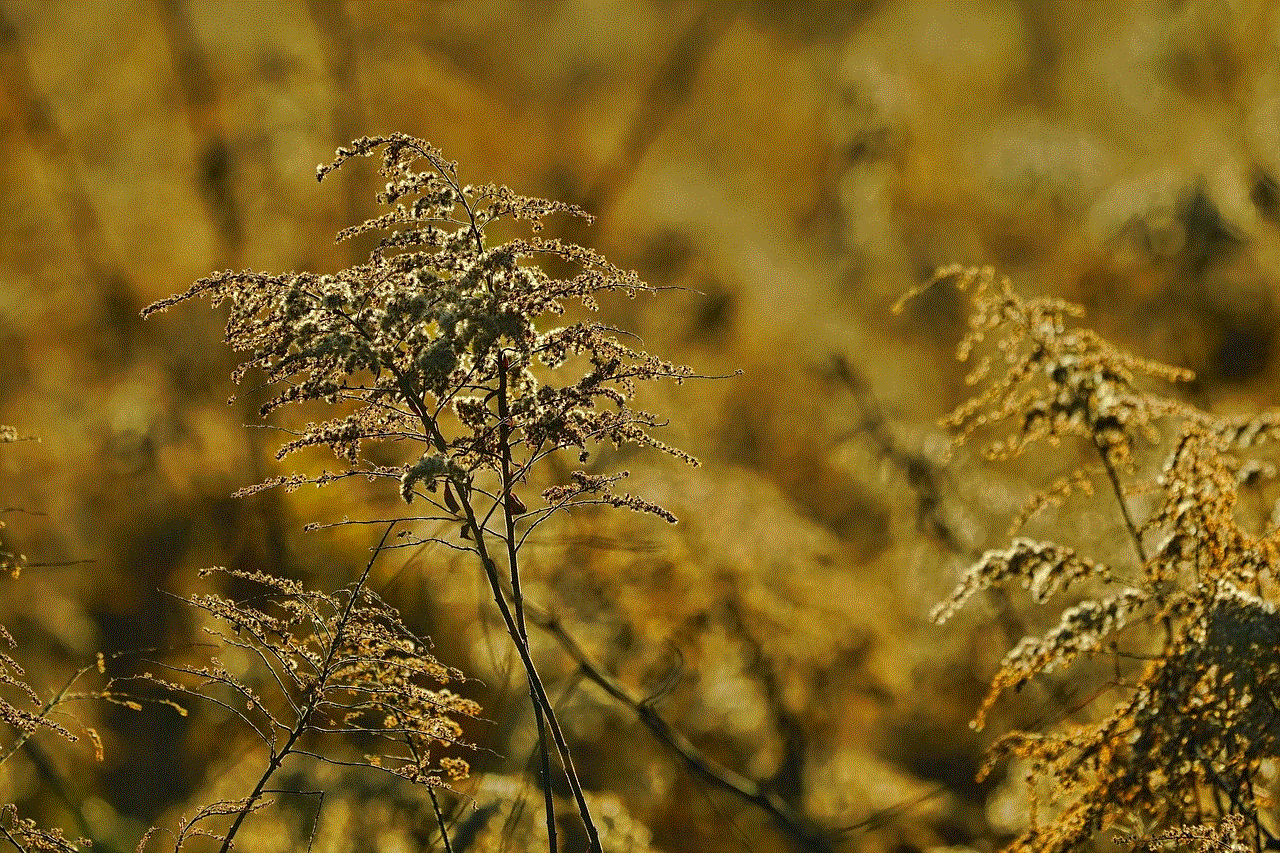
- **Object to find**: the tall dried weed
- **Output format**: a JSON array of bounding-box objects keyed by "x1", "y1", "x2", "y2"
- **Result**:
[
  {"x1": 141, "y1": 135, "x2": 703, "y2": 853},
  {"x1": 915, "y1": 266, "x2": 1280, "y2": 853}
]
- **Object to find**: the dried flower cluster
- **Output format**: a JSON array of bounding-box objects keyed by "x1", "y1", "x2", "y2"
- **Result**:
[
  {"x1": 142, "y1": 133, "x2": 695, "y2": 519},
  {"x1": 0, "y1": 626, "x2": 74, "y2": 754},
  {"x1": 0, "y1": 429, "x2": 57, "y2": 748},
  {"x1": 1, "y1": 428, "x2": 93, "y2": 853},
  {"x1": 0, "y1": 804, "x2": 88, "y2": 853},
  {"x1": 921, "y1": 267, "x2": 1280, "y2": 852},
  {"x1": 174, "y1": 566, "x2": 474, "y2": 781},
  {"x1": 2, "y1": 551, "x2": 190, "y2": 853},
  {"x1": 0, "y1": 636, "x2": 90, "y2": 853},
  {"x1": 1118, "y1": 813, "x2": 1251, "y2": 853},
  {"x1": 137, "y1": 532, "x2": 477, "y2": 853}
]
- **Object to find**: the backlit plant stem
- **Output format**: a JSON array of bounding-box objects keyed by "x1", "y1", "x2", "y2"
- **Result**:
[
  {"x1": 369, "y1": 297, "x2": 599, "y2": 853},
  {"x1": 497, "y1": 348, "x2": 560, "y2": 853}
]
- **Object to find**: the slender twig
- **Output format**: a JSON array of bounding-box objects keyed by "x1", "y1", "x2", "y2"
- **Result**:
[
  {"x1": 836, "y1": 784, "x2": 949, "y2": 836},
  {"x1": 387, "y1": 343, "x2": 600, "y2": 850},
  {"x1": 453, "y1": 484, "x2": 601, "y2": 853},
  {"x1": 428, "y1": 787, "x2": 454, "y2": 853},
  {"x1": 517, "y1": 596, "x2": 834, "y2": 853},
  {"x1": 497, "y1": 349, "x2": 559, "y2": 853},
  {"x1": 1093, "y1": 438, "x2": 1148, "y2": 566}
]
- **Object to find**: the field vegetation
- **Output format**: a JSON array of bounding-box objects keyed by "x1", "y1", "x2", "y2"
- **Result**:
[{"x1": 2, "y1": 3, "x2": 1280, "y2": 853}]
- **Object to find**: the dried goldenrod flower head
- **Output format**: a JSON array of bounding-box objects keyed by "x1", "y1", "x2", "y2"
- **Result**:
[
  {"x1": 898, "y1": 265, "x2": 1193, "y2": 468},
  {"x1": 164, "y1": 564, "x2": 477, "y2": 788},
  {"x1": 0, "y1": 622, "x2": 75, "y2": 746},
  {"x1": 916, "y1": 268, "x2": 1280, "y2": 853},
  {"x1": 134, "y1": 539, "x2": 479, "y2": 853},
  {"x1": 1118, "y1": 813, "x2": 1251, "y2": 853},
  {"x1": 0, "y1": 804, "x2": 91, "y2": 852},
  {"x1": 143, "y1": 134, "x2": 696, "y2": 523}
]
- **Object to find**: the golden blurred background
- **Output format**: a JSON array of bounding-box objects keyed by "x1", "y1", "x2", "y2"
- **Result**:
[{"x1": 2, "y1": 2, "x2": 1280, "y2": 852}]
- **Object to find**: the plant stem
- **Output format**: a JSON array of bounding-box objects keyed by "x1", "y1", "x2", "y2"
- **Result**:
[
  {"x1": 498, "y1": 349, "x2": 559, "y2": 853},
  {"x1": 428, "y1": 787, "x2": 454, "y2": 853},
  {"x1": 517, "y1": 595, "x2": 834, "y2": 853},
  {"x1": 455, "y1": 485, "x2": 601, "y2": 853},
  {"x1": 216, "y1": 713, "x2": 310, "y2": 853},
  {"x1": 1093, "y1": 439, "x2": 1147, "y2": 566},
  {"x1": 380, "y1": 346, "x2": 600, "y2": 852}
]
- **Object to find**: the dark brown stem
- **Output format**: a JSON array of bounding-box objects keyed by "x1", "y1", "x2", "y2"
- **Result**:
[
  {"x1": 338, "y1": 307, "x2": 597, "y2": 851},
  {"x1": 216, "y1": 711, "x2": 311, "y2": 853},
  {"x1": 1093, "y1": 438, "x2": 1148, "y2": 566},
  {"x1": 428, "y1": 787, "x2": 454, "y2": 853},
  {"x1": 452, "y1": 483, "x2": 601, "y2": 853},
  {"x1": 1088, "y1": 428, "x2": 1179, "y2": 650},
  {"x1": 518, "y1": 597, "x2": 834, "y2": 853},
  {"x1": 498, "y1": 348, "x2": 559, "y2": 853}
]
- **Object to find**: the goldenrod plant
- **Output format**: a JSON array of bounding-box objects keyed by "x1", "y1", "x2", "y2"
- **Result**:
[
  {"x1": 143, "y1": 135, "x2": 705, "y2": 853},
  {"x1": 916, "y1": 266, "x2": 1280, "y2": 853}
]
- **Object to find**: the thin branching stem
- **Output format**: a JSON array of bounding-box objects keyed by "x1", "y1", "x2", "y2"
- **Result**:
[
  {"x1": 497, "y1": 348, "x2": 559, "y2": 853},
  {"x1": 359, "y1": 310, "x2": 600, "y2": 851},
  {"x1": 513, "y1": 592, "x2": 833, "y2": 853},
  {"x1": 428, "y1": 787, "x2": 454, "y2": 853},
  {"x1": 454, "y1": 486, "x2": 602, "y2": 853},
  {"x1": 145, "y1": 135, "x2": 703, "y2": 853},
  {"x1": 1092, "y1": 435, "x2": 1148, "y2": 566}
]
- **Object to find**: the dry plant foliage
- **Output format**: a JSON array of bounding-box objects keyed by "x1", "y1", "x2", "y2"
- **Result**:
[
  {"x1": 23, "y1": 128, "x2": 1280, "y2": 853},
  {"x1": 140, "y1": 135, "x2": 702, "y2": 853},
  {"x1": 916, "y1": 266, "x2": 1280, "y2": 853},
  {"x1": 0, "y1": 804, "x2": 88, "y2": 853},
  {"x1": 0, "y1": 630, "x2": 93, "y2": 853},
  {"x1": 143, "y1": 133, "x2": 695, "y2": 515},
  {"x1": 1, "y1": 445, "x2": 84, "y2": 853},
  {"x1": 134, "y1": 544, "x2": 477, "y2": 853},
  {"x1": 1117, "y1": 813, "x2": 1251, "y2": 853},
  {"x1": 0, "y1": 431, "x2": 56, "y2": 753}
]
